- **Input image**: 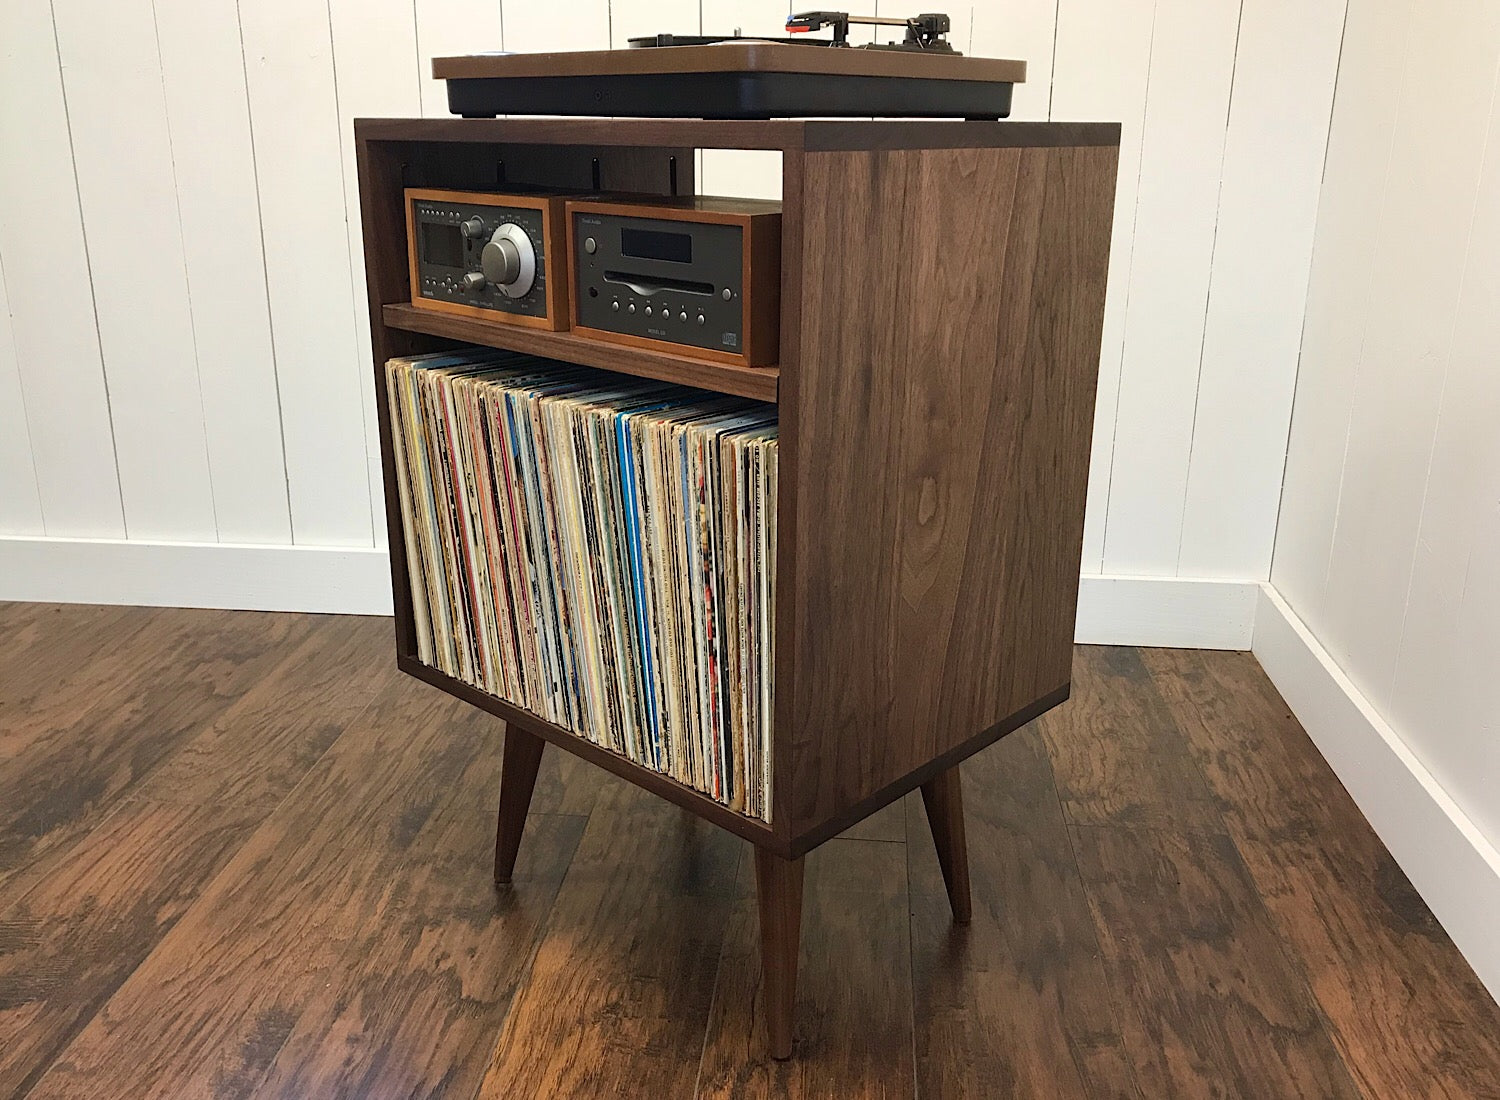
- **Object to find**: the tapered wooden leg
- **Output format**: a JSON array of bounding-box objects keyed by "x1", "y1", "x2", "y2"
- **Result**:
[
  {"x1": 493, "y1": 724, "x2": 545, "y2": 885},
  {"x1": 754, "y1": 847, "x2": 805, "y2": 1060},
  {"x1": 920, "y1": 764, "x2": 973, "y2": 923}
]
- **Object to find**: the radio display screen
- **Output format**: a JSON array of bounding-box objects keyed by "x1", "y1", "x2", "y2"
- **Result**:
[
  {"x1": 421, "y1": 221, "x2": 464, "y2": 268},
  {"x1": 620, "y1": 226, "x2": 692, "y2": 264}
]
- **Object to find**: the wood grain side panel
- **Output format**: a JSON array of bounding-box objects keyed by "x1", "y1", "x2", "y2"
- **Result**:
[
  {"x1": 936, "y1": 145, "x2": 1116, "y2": 729},
  {"x1": 784, "y1": 143, "x2": 1117, "y2": 839},
  {"x1": 770, "y1": 146, "x2": 806, "y2": 843}
]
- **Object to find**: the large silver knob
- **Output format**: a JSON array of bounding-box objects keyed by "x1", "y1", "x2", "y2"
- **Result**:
[
  {"x1": 481, "y1": 223, "x2": 536, "y2": 298},
  {"x1": 483, "y1": 237, "x2": 521, "y2": 284}
]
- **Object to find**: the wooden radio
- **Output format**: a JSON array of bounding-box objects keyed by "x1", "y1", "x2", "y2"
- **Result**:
[{"x1": 406, "y1": 188, "x2": 569, "y2": 330}]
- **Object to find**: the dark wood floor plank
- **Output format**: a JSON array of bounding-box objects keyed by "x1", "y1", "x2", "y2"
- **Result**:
[
  {"x1": 697, "y1": 837, "x2": 913, "y2": 1097},
  {"x1": 1070, "y1": 824, "x2": 1363, "y2": 1099},
  {"x1": 0, "y1": 605, "x2": 161, "y2": 743},
  {"x1": 477, "y1": 776, "x2": 742, "y2": 1099},
  {"x1": 0, "y1": 798, "x2": 262, "y2": 1099},
  {"x1": 0, "y1": 608, "x2": 321, "y2": 891},
  {"x1": 24, "y1": 677, "x2": 514, "y2": 1100},
  {"x1": 0, "y1": 603, "x2": 148, "y2": 701},
  {"x1": 908, "y1": 726, "x2": 1139, "y2": 1100},
  {"x1": 246, "y1": 809, "x2": 586, "y2": 1100},
  {"x1": 132, "y1": 616, "x2": 397, "y2": 813},
  {"x1": 1141, "y1": 647, "x2": 1500, "y2": 1100},
  {"x1": 527, "y1": 738, "x2": 609, "y2": 816},
  {"x1": 1041, "y1": 646, "x2": 1224, "y2": 836}
]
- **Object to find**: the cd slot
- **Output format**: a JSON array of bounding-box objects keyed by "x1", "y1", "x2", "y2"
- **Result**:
[{"x1": 603, "y1": 270, "x2": 716, "y2": 297}]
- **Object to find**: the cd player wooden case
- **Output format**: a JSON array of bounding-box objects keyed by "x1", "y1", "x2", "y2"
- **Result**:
[{"x1": 566, "y1": 196, "x2": 782, "y2": 368}]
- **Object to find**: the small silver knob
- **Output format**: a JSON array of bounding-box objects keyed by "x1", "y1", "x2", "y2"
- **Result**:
[
  {"x1": 721, "y1": 287, "x2": 732, "y2": 300},
  {"x1": 584, "y1": 236, "x2": 597, "y2": 254},
  {"x1": 461, "y1": 217, "x2": 487, "y2": 239},
  {"x1": 462, "y1": 271, "x2": 487, "y2": 292}
]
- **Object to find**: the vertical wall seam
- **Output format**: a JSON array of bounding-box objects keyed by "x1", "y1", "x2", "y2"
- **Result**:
[
  {"x1": 1095, "y1": 0, "x2": 1159, "y2": 574},
  {"x1": 1267, "y1": 0, "x2": 1352, "y2": 592},
  {"x1": 1316, "y1": 0, "x2": 1421, "y2": 613},
  {"x1": 411, "y1": 1, "x2": 424, "y2": 103},
  {"x1": 1171, "y1": 0, "x2": 1246, "y2": 575},
  {"x1": 1046, "y1": 0, "x2": 1061, "y2": 121},
  {"x1": 0, "y1": 248, "x2": 48, "y2": 533},
  {"x1": 47, "y1": 0, "x2": 128, "y2": 536},
  {"x1": 234, "y1": 0, "x2": 297, "y2": 543},
  {"x1": 325, "y1": 0, "x2": 383, "y2": 550},
  {"x1": 149, "y1": 0, "x2": 221, "y2": 540}
]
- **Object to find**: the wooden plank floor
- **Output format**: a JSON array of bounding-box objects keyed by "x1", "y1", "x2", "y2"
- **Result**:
[{"x1": 2, "y1": 603, "x2": 1498, "y2": 1099}]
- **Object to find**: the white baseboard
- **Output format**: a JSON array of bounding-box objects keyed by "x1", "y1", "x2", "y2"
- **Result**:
[
  {"x1": 0, "y1": 538, "x2": 1260, "y2": 648},
  {"x1": 1253, "y1": 585, "x2": 1500, "y2": 1002},
  {"x1": 1075, "y1": 574, "x2": 1259, "y2": 649},
  {"x1": 0, "y1": 535, "x2": 394, "y2": 615}
]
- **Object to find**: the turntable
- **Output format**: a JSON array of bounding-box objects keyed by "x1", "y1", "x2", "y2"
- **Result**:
[{"x1": 434, "y1": 10, "x2": 1024, "y2": 121}]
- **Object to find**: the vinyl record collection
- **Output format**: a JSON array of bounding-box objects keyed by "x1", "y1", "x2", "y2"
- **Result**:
[{"x1": 386, "y1": 349, "x2": 778, "y2": 820}]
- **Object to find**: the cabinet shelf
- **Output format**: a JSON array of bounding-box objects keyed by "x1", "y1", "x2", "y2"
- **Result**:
[{"x1": 383, "y1": 302, "x2": 779, "y2": 403}]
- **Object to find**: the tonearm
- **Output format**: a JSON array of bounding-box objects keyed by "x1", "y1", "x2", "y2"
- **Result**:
[{"x1": 784, "y1": 11, "x2": 956, "y2": 52}]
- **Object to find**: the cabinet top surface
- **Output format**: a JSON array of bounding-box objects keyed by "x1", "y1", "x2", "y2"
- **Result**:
[
  {"x1": 353, "y1": 117, "x2": 1121, "y2": 153},
  {"x1": 432, "y1": 42, "x2": 1026, "y2": 84}
]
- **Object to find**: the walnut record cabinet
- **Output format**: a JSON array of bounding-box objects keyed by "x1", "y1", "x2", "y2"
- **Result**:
[{"x1": 355, "y1": 116, "x2": 1119, "y2": 1059}]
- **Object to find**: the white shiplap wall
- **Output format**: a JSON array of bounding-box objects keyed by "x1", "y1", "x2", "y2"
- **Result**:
[
  {"x1": 1273, "y1": 0, "x2": 1500, "y2": 848},
  {"x1": 0, "y1": 0, "x2": 1349, "y2": 613},
  {"x1": 1261, "y1": 0, "x2": 1500, "y2": 997}
]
